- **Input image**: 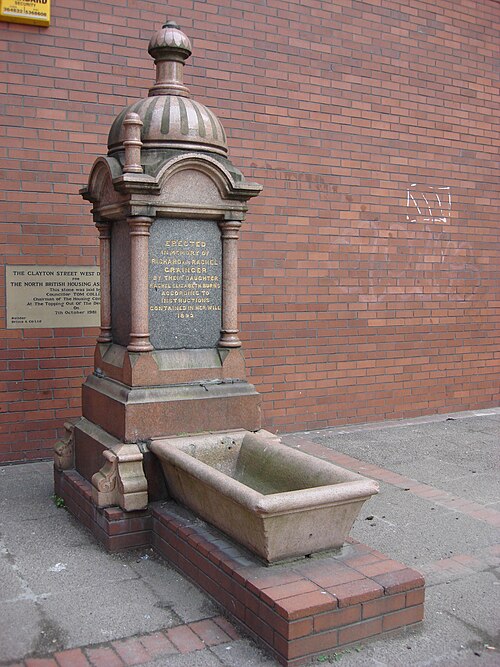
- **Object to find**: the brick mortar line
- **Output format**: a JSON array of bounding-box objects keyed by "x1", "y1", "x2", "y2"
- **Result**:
[{"x1": 284, "y1": 436, "x2": 500, "y2": 528}]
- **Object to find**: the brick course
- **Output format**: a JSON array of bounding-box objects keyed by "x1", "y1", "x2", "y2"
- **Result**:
[{"x1": 1, "y1": 0, "x2": 498, "y2": 462}]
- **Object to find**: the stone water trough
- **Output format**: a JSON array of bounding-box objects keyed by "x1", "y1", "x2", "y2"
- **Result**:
[{"x1": 149, "y1": 430, "x2": 379, "y2": 563}]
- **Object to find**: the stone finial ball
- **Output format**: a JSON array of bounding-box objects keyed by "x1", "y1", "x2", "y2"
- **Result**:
[{"x1": 148, "y1": 20, "x2": 192, "y2": 61}]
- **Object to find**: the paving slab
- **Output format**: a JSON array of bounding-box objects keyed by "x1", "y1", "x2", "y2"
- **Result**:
[
  {"x1": 308, "y1": 413, "x2": 500, "y2": 475},
  {"x1": 7, "y1": 544, "x2": 140, "y2": 597},
  {"x1": 443, "y1": 471, "x2": 500, "y2": 506},
  {"x1": 139, "y1": 651, "x2": 225, "y2": 666},
  {"x1": 125, "y1": 552, "x2": 219, "y2": 623},
  {"x1": 0, "y1": 600, "x2": 43, "y2": 663},
  {"x1": 210, "y1": 639, "x2": 280, "y2": 666},
  {"x1": 40, "y1": 578, "x2": 178, "y2": 648},
  {"x1": 350, "y1": 484, "x2": 499, "y2": 567},
  {"x1": 0, "y1": 551, "x2": 25, "y2": 603}
]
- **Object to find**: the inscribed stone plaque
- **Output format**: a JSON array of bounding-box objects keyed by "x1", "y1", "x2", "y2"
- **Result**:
[
  {"x1": 149, "y1": 219, "x2": 222, "y2": 349},
  {"x1": 6, "y1": 266, "x2": 100, "y2": 329}
]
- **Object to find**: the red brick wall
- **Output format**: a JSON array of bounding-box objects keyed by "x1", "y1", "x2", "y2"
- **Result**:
[{"x1": 1, "y1": 0, "x2": 498, "y2": 462}]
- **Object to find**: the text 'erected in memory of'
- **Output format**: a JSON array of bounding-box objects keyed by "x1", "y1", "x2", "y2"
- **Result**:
[{"x1": 148, "y1": 219, "x2": 222, "y2": 349}]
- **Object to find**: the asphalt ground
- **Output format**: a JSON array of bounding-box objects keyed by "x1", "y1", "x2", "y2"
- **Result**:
[{"x1": 1, "y1": 408, "x2": 499, "y2": 666}]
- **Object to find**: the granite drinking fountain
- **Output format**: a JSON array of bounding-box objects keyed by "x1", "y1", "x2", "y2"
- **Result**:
[
  {"x1": 54, "y1": 21, "x2": 424, "y2": 665},
  {"x1": 150, "y1": 430, "x2": 378, "y2": 563}
]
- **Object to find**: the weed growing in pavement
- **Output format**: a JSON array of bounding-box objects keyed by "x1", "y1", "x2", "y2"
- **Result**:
[
  {"x1": 52, "y1": 494, "x2": 66, "y2": 508},
  {"x1": 317, "y1": 646, "x2": 363, "y2": 662}
]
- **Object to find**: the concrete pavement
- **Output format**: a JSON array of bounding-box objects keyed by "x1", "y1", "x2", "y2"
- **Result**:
[{"x1": 1, "y1": 408, "x2": 499, "y2": 666}]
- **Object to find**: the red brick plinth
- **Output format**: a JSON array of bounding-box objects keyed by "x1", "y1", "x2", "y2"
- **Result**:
[
  {"x1": 55, "y1": 469, "x2": 424, "y2": 666},
  {"x1": 54, "y1": 469, "x2": 152, "y2": 552}
]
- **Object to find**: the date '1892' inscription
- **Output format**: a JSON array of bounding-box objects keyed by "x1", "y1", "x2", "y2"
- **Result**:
[{"x1": 149, "y1": 219, "x2": 222, "y2": 349}]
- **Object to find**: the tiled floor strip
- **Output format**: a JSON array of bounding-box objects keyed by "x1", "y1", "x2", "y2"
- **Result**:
[{"x1": 6, "y1": 615, "x2": 239, "y2": 667}]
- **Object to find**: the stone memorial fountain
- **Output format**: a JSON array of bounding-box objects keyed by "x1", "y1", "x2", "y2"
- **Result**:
[{"x1": 54, "y1": 22, "x2": 424, "y2": 665}]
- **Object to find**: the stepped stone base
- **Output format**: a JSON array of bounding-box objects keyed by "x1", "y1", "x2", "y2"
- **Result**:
[{"x1": 55, "y1": 468, "x2": 425, "y2": 666}]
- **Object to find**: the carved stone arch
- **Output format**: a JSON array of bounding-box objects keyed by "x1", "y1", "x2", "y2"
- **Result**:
[
  {"x1": 156, "y1": 154, "x2": 237, "y2": 208},
  {"x1": 81, "y1": 156, "x2": 123, "y2": 208}
]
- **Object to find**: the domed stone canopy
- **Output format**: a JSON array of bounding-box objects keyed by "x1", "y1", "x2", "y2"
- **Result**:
[
  {"x1": 107, "y1": 96, "x2": 227, "y2": 156},
  {"x1": 107, "y1": 21, "x2": 228, "y2": 157}
]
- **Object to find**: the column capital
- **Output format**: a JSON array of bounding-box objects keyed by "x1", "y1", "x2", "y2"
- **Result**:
[
  {"x1": 223, "y1": 211, "x2": 245, "y2": 222},
  {"x1": 127, "y1": 215, "x2": 153, "y2": 235},
  {"x1": 95, "y1": 220, "x2": 111, "y2": 239},
  {"x1": 218, "y1": 219, "x2": 241, "y2": 240}
]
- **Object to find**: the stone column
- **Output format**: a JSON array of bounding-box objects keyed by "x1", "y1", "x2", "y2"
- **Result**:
[
  {"x1": 127, "y1": 216, "x2": 154, "y2": 352},
  {"x1": 218, "y1": 219, "x2": 242, "y2": 348},
  {"x1": 96, "y1": 220, "x2": 112, "y2": 343},
  {"x1": 122, "y1": 112, "x2": 143, "y2": 174}
]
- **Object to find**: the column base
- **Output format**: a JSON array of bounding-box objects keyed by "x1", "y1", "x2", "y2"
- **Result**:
[{"x1": 81, "y1": 374, "x2": 262, "y2": 443}]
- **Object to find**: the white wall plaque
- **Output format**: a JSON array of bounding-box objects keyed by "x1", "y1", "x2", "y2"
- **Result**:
[{"x1": 6, "y1": 266, "x2": 100, "y2": 329}]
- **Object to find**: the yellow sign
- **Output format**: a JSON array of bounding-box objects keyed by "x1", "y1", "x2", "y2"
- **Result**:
[{"x1": 0, "y1": 0, "x2": 50, "y2": 27}]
